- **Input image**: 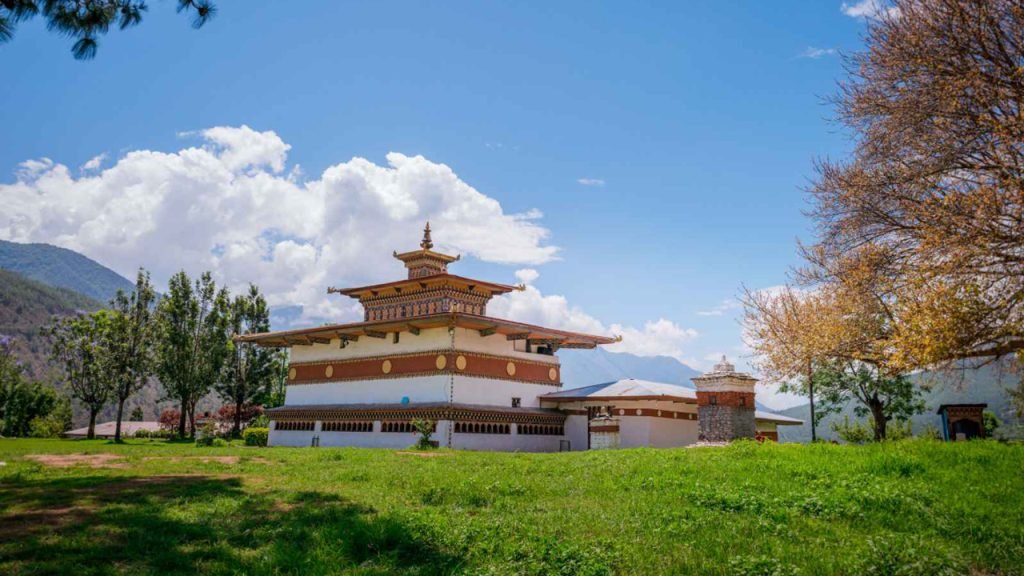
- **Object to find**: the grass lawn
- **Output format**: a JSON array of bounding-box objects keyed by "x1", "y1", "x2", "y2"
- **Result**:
[{"x1": 0, "y1": 439, "x2": 1022, "y2": 575}]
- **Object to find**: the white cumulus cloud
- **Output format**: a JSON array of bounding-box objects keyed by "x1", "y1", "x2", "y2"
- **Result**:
[
  {"x1": 489, "y1": 271, "x2": 698, "y2": 362},
  {"x1": 841, "y1": 0, "x2": 898, "y2": 19},
  {"x1": 577, "y1": 178, "x2": 605, "y2": 187},
  {"x1": 0, "y1": 126, "x2": 559, "y2": 324}
]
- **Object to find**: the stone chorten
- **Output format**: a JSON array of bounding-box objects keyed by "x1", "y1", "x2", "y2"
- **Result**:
[{"x1": 690, "y1": 355, "x2": 758, "y2": 442}]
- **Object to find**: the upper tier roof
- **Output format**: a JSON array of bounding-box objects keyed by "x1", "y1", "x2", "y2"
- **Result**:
[
  {"x1": 235, "y1": 311, "x2": 619, "y2": 349},
  {"x1": 329, "y1": 273, "x2": 520, "y2": 300}
]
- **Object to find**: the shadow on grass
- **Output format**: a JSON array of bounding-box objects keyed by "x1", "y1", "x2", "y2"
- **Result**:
[{"x1": 0, "y1": 475, "x2": 461, "y2": 575}]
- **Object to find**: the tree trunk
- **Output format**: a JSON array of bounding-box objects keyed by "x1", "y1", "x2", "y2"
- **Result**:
[
  {"x1": 178, "y1": 403, "x2": 187, "y2": 438},
  {"x1": 808, "y1": 360, "x2": 817, "y2": 443},
  {"x1": 234, "y1": 398, "x2": 243, "y2": 437},
  {"x1": 87, "y1": 409, "x2": 98, "y2": 440},
  {"x1": 869, "y1": 401, "x2": 887, "y2": 441},
  {"x1": 188, "y1": 404, "x2": 196, "y2": 437},
  {"x1": 114, "y1": 397, "x2": 126, "y2": 442}
]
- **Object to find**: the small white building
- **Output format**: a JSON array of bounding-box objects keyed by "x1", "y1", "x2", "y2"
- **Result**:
[{"x1": 539, "y1": 378, "x2": 801, "y2": 448}]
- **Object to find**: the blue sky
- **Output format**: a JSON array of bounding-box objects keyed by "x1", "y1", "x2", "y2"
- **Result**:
[{"x1": 0, "y1": 1, "x2": 878, "y2": 405}]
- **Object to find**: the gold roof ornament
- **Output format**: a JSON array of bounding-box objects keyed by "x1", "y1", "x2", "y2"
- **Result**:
[{"x1": 421, "y1": 221, "x2": 434, "y2": 250}]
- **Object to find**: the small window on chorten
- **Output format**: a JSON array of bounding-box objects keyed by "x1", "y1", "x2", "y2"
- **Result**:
[
  {"x1": 709, "y1": 395, "x2": 718, "y2": 405},
  {"x1": 512, "y1": 397, "x2": 521, "y2": 408}
]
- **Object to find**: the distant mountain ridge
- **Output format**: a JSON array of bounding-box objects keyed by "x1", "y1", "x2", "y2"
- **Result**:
[{"x1": 0, "y1": 240, "x2": 135, "y2": 303}]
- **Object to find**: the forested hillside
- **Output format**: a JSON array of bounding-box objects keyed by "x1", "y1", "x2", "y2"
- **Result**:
[
  {"x1": 0, "y1": 269, "x2": 102, "y2": 380},
  {"x1": 0, "y1": 240, "x2": 135, "y2": 303}
]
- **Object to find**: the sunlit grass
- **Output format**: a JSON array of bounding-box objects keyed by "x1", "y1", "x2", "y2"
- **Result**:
[{"x1": 0, "y1": 438, "x2": 1021, "y2": 575}]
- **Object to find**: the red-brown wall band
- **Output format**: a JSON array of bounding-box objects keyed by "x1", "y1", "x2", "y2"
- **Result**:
[
  {"x1": 287, "y1": 350, "x2": 560, "y2": 386},
  {"x1": 612, "y1": 408, "x2": 699, "y2": 421},
  {"x1": 696, "y1": 391, "x2": 756, "y2": 408}
]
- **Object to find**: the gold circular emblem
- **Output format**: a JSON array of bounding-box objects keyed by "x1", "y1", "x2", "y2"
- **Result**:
[
  {"x1": 435, "y1": 355, "x2": 447, "y2": 370},
  {"x1": 506, "y1": 361, "x2": 516, "y2": 376},
  {"x1": 548, "y1": 367, "x2": 557, "y2": 381},
  {"x1": 288, "y1": 367, "x2": 297, "y2": 380},
  {"x1": 325, "y1": 365, "x2": 334, "y2": 378},
  {"x1": 381, "y1": 359, "x2": 392, "y2": 374},
  {"x1": 456, "y1": 355, "x2": 467, "y2": 370}
]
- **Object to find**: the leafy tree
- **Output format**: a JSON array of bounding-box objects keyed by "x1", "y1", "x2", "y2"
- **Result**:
[
  {"x1": 29, "y1": 394, "x2": 72, "y2": 437},
  {"x1": 155, "y1": 271, "x2": 231, "y2": 437},
  {"x1": 106, "y1": 269, "x2": 157, "y2": 442},
  {"x1": 129, "y1": 406, "x2": 144, "y2": 421},
  {"x1": 217, "y1": 284, "x2": 275, "y2": 436},
  {"x1": 157, "y1": 408, "x2": 181, "y2": 432},
  {"x1": 807, "y1": 0, "x2": 1024, "y2": 378},
  {"x1": 215, "y1": 403, "x2": 263, "y2": 433},
  {"x1": 0, "y1": 0, "x2": 215, "y2": 60},
  {"x1": 0, "y1": 335, "x2": 60, "y2": 437},
  {"x1": 48, "y1": 311, "x2": 114, "y2": 438},
  {"x1": 814, "y1": 362, "x2": 925, "y2": 441},
  {"x1": 983, "y1": 410, "x2": 1001, "y2": 437}
]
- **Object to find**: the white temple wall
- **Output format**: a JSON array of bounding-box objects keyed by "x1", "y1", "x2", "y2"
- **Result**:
[
  {"x1": 756, "y1": 421, "x2": 779, "y2": 434},
  {"x1": 451, "y1": 375, "x2": 556, "y2": 408},
  {"x1": 290, "y1": 328, "x2": 452, "y2": 363},
  {"x1": 453, "y1": 328, "x2": 559, "y2": 364},
  {"x1": 646, "y1": 417, "x2": 700, "y2": 448},
  {"x1": 564, "y1": 414, "x2": 589, "y2": 451},
  {"x1": 283, "y1": 374, "x2": 451, "y2": 405}
]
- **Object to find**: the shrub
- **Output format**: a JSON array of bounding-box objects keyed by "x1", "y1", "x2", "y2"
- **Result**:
[
  {"x1": 134, "y1": 429, "x2": 150, "y2": 439},
  {"x1": 244, "y1": 427, "x2": 269, "y2": 447},
  {"x1": 211, "y1": 438, "x2": 229, "y2": 447},
  {"x1": 28, "y1": 396, "x2": 72, "y2": 438},
  {"x1": 919, "y1": 425, "x2": 942, "y2": 440},
  {"x1": 412, "y1": 418, "x2": 435, "y2": 450},
  {"x1": 249, "y1": 413, "x2": 270, "y2": 429},
  {"x1": 195, "y1": 421, "x2": 218, "y2": 447},
  {"x1": 831, "y1": 416, "x2": 873, "y2": 444},
  {"x1": 983, "y1": 410, "x2": 1001, "y2": 437}
]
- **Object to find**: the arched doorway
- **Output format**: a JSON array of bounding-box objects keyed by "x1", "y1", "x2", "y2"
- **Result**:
[{"x1": 951, "y1": 418, "x2": 981, "y2": 441}]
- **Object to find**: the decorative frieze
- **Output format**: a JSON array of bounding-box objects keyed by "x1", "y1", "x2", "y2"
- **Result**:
[{"x1": 286, "y1": 350, "x2": 560, "y2": 386}]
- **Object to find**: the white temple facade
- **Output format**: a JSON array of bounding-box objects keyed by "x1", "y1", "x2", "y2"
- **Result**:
[{"x1": 240, "y1": 224, "x2": 800, "y2": 451}]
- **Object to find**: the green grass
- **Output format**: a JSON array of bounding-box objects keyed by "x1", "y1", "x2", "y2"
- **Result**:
[{"x1": 0, "y1": 439, "x2": 1022, "y2": 575}]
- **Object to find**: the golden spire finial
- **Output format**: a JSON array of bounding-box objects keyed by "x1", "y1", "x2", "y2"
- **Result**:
[{"x1": 420, "y1": 221, "x2": 433, "y2": 250}]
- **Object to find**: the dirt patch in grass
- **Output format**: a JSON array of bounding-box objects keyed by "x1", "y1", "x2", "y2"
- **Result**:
[
  {"x1": 25, "y1": 453, "x2": 127, "y2": 468},
  {"x1": 396, "y1": 451, "x2": 450, "y2": 458},
  {"x1": 143, "y1": 456, "x2": 240, "y2": 465}
]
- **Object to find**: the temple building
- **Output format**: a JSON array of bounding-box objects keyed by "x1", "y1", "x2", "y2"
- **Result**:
[{"x1": 239, "y1": 224, "x2": 800, "y2": 451}]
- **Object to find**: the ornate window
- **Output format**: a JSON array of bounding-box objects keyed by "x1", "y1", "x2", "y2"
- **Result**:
[
  {"x1": 518, "y1": 424, "x2": 564, "y2": 436},
  {"x1": 321, "y1": 421, "x2": 373, "y2": 432},
  {"x1": 275, "y1": 421, "x2": 315, "y2": 431},
  {"x1": 453, "y1": 422, "x2": 511, "y2": 434}
]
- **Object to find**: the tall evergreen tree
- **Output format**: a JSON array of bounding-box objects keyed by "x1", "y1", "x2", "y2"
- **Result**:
[
  {"x1": 155, "y1": 271, "x2": 231, "y2": 437},
  {"x1": 107, "y1": 269, "x2": 157, "y2": 442},
  {"x1": 0, "y1": 0, "x2": 215, "y2": 60},
  {"x1": 48, "y1": 312, "x2": 114, "y2": 439},
  {"x1": 217, "y1": 284, "x2": 274, "y2": 436}
]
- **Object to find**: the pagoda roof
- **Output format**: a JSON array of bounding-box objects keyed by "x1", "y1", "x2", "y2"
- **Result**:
[
  {"x1": 235, "y1": 311, "x2": 620, "y2": 349},
  {"x1": 329, "y1": 273, "x2": 520, "y2": 299},
  {"x1": 393, "y1": 248, "x2": 460, "y2": 264}
]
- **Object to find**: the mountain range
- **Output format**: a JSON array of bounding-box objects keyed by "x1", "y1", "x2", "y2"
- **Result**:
[
  {"x1": 2, "y1": 239, "x2": 1018, "y2": 438},
  {"x1": 0, "y1": 239, "x2": 135, "y2": 303}
]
